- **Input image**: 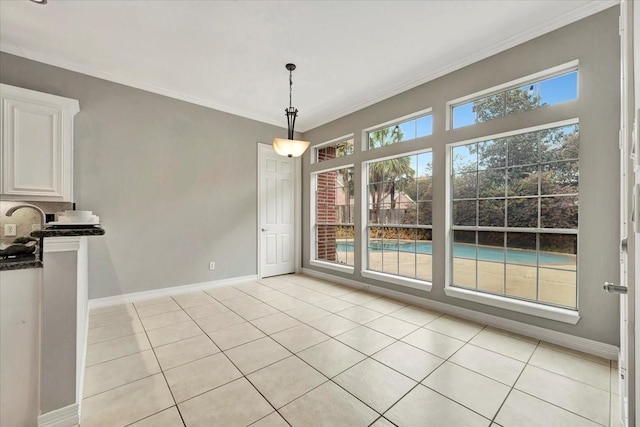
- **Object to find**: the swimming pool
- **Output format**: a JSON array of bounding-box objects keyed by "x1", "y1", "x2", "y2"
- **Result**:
[{"x1": 336, "y1": 241, "x2": 574, "y2": 265}]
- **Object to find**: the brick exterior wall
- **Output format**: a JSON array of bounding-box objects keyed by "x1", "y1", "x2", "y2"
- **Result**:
[{"x1": 316, "y1": 146, "x2": 337, "y2": 261}]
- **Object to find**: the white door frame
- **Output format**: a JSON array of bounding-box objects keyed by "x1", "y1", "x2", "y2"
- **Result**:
[
  {"x1": 257, "y1": 142, "x2": 302, "y2": 279},
  {"x1": 620, "y1": 2, "x2": 636, "y2": 425},
  {"x1": 629, "y1": 0, "x2": 640, "y2": 421}
]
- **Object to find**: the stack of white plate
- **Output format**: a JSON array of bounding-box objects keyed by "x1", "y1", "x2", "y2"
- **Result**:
[{"x1": 50, "y1": 210, "x2": 100, "y2": 225}]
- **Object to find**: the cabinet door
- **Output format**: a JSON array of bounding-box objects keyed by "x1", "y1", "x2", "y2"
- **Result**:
[{"x1": 1, "y1": 96, "x2": 73, "y2": 201}]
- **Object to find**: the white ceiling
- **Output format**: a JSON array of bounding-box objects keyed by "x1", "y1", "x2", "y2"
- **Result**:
[{"x1": 0, "y1": 0, "x2": 616, "y2": 132}]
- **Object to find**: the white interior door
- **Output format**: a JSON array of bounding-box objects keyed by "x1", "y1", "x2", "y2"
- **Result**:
[{"x1": 258, "y1": 143, "x2": 295, "y2": 278}]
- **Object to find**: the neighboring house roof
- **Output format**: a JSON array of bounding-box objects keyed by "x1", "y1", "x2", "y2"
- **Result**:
[
  {"x1": 334, "y1": 187, "x2": 416, "y2": 209},
  {"x1": 379, "y1": 192, "x2": 416, "y2": 209}
]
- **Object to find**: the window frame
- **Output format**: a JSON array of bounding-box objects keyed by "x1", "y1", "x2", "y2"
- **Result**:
[
  {"x1": 310, "y1": 164, "x2": 356, "y2": 274},
  {"x1": 311, "y1": 134, "x2": 355, "y2": 165},
  {"x1": 444, "y1": 118, "x2": 580, "y2": 324},
  {"x1": 446, "y1": 60, "x2": 579, "y2": 131},
  {"x1": 361, "y1": 148, "x2": 434, "y2": 291},
  {"x1": 362, "y1": 107, "x2": 433, "y2": 151}
]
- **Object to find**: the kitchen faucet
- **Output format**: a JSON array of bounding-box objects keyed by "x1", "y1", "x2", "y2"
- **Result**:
[{"x1": 5, "y1": 203, "x2": 47, "y2": 229}]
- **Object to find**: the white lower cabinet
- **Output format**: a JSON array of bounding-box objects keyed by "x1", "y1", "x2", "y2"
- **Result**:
[{"x1": 1, "y1": 84, "x2": 79, "y2": 202}]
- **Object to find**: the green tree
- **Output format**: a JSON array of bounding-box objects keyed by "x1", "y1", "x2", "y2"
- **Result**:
[
  {"x1": 473, "y1": 86, "x2": 542, "y2": 122},
  {"x1": 451, "y1": 88, "x2": 579, "y2": 251},
  {"x1": 368, "y1": 127, "x2": 415, "y2": 224},
  {"x1": 337, "y1": 140, "x2": 355, "y2": 201},
  {"x1": 403, "y1": 173, "x2": 433, "y2": 226}
]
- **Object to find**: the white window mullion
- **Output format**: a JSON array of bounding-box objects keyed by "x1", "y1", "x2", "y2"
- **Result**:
[{"x1": 448, "y1": 122, "x2": 579, "y2": 311}]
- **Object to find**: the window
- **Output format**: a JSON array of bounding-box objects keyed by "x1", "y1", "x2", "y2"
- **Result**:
[
  {"x1": 366, "y1": 151, "x2": 432, "y2": 284},
  {"x1": 451, "y1": 67, "x2": 578, "y2": 129},
  {"x1": 449, "y1": 121, "x2": 579, "y2": 309},
  {"x1": 313, "y1": 167, "x2": 355, "y2": 267},
  {"x1": 314, "y1": 136, "x2": 354, "y2": 163},
  {"x1": 368, "y1": 112, "x2": 433, "y2": 149}
]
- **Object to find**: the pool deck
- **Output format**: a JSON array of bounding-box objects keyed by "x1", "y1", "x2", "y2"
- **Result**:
[{"x1": 333, "y1": 249, "x2": 576, "y2": 308}]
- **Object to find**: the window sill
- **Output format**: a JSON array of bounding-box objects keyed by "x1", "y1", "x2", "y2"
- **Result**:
[
  {"x1": 309, "y1": 260, "x2": 354, "y2": 274},
  {"x1": 361, "y1": 270, "x2": 432, "y2": 292},
  {"x1": 444, "y1": 286, "x2": 580, "y2": 324}
]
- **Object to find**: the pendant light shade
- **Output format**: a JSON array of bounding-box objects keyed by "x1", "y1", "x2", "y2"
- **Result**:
[
  {"x1": 273, "y1": 63, "x2": 310, "y2": 158},
  {"x1": 273, "y1": 137, "x2": 310, "y2": 157}
]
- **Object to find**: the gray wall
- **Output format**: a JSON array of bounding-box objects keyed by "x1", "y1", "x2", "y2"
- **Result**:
[
  {"x1": 0, "y1": 52, "x2": 285, "y2": 298},
  {"x1": 302, "y1": 7, "x2": 621, "y2": 345}
]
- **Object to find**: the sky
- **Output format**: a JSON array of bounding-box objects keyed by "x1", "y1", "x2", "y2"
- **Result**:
[
  {"x1": 371, "y1": 70, "x2": 577, "y2": 177},
  {"x1": 453, "y1": 71, "x2": 578, "y2": 129}
]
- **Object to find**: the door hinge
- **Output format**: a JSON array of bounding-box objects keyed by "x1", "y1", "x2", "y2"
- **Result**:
[
  {"x1": 620, "y1": 14, "x2": 625, "y2": 35},
  {"x1": 620, "y1": 129, "x2": 624, "y2": 149}
]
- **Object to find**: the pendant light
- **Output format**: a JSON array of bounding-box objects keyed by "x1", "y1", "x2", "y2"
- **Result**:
[{"x1": 273, "y1": 63, "x2": 310, "y2": 158}]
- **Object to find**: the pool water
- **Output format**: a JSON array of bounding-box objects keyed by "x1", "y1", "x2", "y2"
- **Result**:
[{"x1": 336, "y1": 241, "x2": 574, "y2": 265}]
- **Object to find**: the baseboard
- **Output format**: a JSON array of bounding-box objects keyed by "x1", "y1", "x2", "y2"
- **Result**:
[
  {"x1": 88, "y1": 274, "x2": 259, "y2": 309},
  {"x1": 38, "y1": 403, "x2": 79, "y2": 427},
  {"x1": 302, "y1": 268, "x2": 619, "y2": 360}
]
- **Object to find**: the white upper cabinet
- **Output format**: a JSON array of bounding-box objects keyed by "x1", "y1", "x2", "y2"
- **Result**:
[{"x1": 0, "y1": 84, "x2": 79, "y2": 202}]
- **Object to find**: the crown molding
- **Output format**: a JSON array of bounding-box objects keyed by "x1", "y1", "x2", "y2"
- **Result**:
[
  {"x1": 0, "y1": 1, "x2": 618, "y2": 133},
  {"x1": 301, "y1": 0, "x2": 619, "y2": 132},
  {"x1": 0, "y1": 42, "x2": 286, "y2": 131}
]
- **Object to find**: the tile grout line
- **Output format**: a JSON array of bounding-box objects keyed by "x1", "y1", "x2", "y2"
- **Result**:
[
  {"x1": 86, "y1": 326, "x2": 144, "y2": 345},
  {"x1": 524, "y1": 360, "x2": 614, "y2": 392},
  {"x1": 84, "y1": 334, "x2": 151, "y2": 368},
  {"x1": 83, "y1": 302, "x2": 188, "y2": 426},
  {"x1": 81, "y1": 350, "x2": 162, "y2": 399},
  {"x1": 432, "y1": 325, "x2": 539, "y2": 389},
  {"x1": 256, "y1": 279, "x2": 455, "y2": 423},
  {"x1": 255, "y1": 276, "x2": 481, "y2": 420},
  {"x1": 537, "y1": 340, "x2": 613, "y2": 367},
  {"x1": 514, "y1": 389, "x2": 611, "y2": 427},
  {"x1": 488, "y1": 335, "x2": 540, "y2": 425},
  {"x1": 85, "y1": 278, "x2": 443, "y2": 425},
  {"x1": 379, "y1": 323, "x2": 495, "y2": 424},
  {"x1": 133, "y1": 297, "x2": 189, "y2": 427},
  {"x1": 86, "y1": 274, "x2": 614, "y2": 426},
  {"x1": 260, "y1": 280, "x2": 450, "y2": 359},
  {"x1": 232, "y1": 282, "x2": 347, "y2": 424},
  {"x1": 490, "y1": 339, "x2": 609, "y2": 426},
  {"x1": 234, "y1": 280, "x2": 406, "y2": 422},
  {"x1": 174, "y1": 293, "x2": 293, "y2": 427}
]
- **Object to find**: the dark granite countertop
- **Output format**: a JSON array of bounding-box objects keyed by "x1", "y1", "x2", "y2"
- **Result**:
[
  {"x1": 31, "y1": 226, "x2": 106, "y2": 238},
  {"x1": 0, "y1": 227, "x2": 104, "y2": 271},
  {"x1": 0, "y1": 255, "x2": 43, "y2": 271}
]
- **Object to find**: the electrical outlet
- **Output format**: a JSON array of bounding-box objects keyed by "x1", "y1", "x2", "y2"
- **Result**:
[
  {"x1": 209, "y1": 261, "x2": 216, "y2": 270},
  {"x1": 4, "y1": 224, "x2": 17, "y2": 236}
]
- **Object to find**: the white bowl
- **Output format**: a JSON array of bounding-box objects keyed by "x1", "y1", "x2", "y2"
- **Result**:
[{"x1": 63, "y1": 210, "x2": 92, "y2": 222}]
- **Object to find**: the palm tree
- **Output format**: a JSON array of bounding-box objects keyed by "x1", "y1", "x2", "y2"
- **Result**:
[
  {"x1": 368, "y1": 127, "x2": 415, "y2": 224},
  {"x1": 336, "y1": 139, "x2": 354, "y2": 209}
]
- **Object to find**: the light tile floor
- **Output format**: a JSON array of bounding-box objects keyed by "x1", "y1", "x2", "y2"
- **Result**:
[{"x1": 82, "y1": 274, "x2": 621, "y2": 427}]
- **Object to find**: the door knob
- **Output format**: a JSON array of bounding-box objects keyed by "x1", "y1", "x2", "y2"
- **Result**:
[
  {"x1": 261, "y1": 228, "x2": 268, "y2": 232},
  {"x1": 603, "y1": 282, "x2": 628, "y2": 294}
]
